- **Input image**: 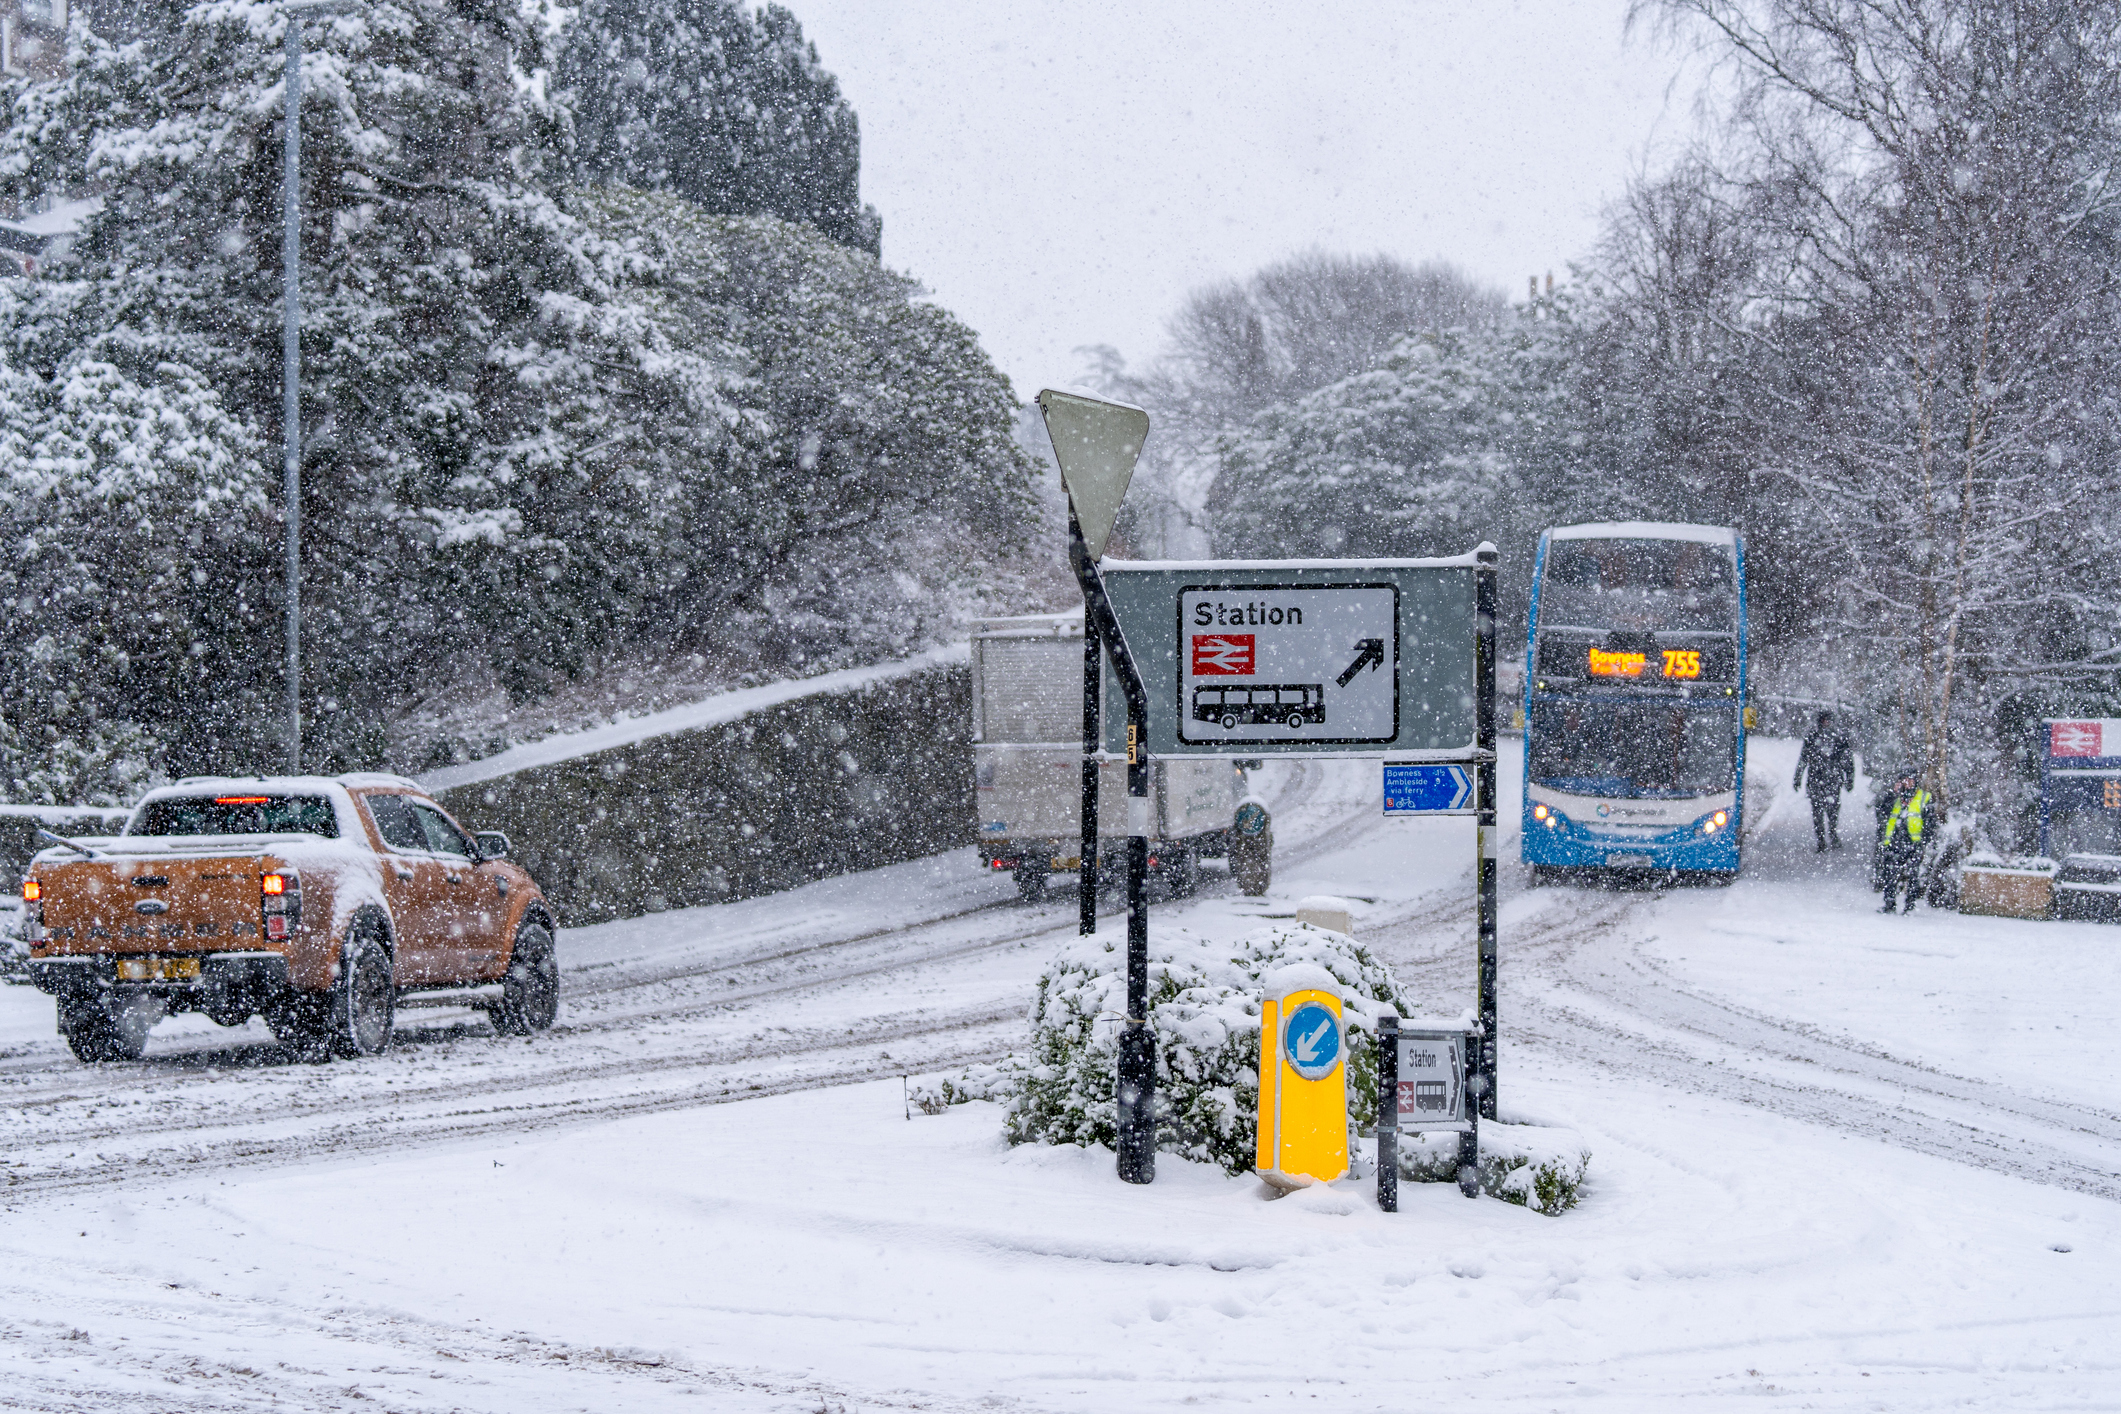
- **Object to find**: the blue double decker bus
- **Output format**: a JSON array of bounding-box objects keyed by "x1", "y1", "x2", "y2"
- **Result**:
[{"x1": 1521, "y1": 523, "x2": 1747, "y2": 884}]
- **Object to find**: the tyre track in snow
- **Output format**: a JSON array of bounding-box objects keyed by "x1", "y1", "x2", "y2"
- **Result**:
[
  {"x1": 0, "y1": 1259, "x2": 1007, "y2": 1414},
  {"x1": 1, "y1": 760, "x2": 1346, "y2": 1196},
  {"x1": 1369, "y1": 855, "x2": 2121, "y2": 1202}
]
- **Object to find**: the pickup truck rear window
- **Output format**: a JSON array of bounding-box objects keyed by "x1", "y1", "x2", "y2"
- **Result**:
[{"x1": 135, "y1": 795, "x2": 339, "y2": 838}]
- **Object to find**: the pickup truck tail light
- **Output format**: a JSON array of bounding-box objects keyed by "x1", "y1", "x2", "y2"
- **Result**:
[
  {"x1": 20, "y1": 877, "x2": 40, "y2": 942},
  {"x1": 261, "y1": 871, "x2": 303, "y2": 939}
]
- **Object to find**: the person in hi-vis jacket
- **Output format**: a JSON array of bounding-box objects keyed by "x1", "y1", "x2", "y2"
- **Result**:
[{"x1": 1875, "y1": 774, "x2": 1932, "y2": 913}]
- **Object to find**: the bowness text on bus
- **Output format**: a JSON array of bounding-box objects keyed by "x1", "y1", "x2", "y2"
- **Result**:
[{"x1": 1521, "y1": 523, "x2": 1747, "y2": 883}]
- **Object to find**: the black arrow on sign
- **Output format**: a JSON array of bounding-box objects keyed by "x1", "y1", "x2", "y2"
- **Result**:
[{"x1": 1336, "y1": 638, "x2": 1386, "y2": 688}]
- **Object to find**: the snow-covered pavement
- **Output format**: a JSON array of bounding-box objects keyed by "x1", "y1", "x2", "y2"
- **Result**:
[{"x1": 3, "y1": 742, "x2": 2118, "y2": 1410}]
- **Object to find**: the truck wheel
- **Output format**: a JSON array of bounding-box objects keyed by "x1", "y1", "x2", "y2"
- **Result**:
[
  {"x1": 1165, "y1": 849, "x2": 1200, "y2": 897},
  {"x1": 1014, "y1": 859, "x2": 1049, "y2": 903},
  {"x1": 61, "y1": 993, "x2": 158, "y2": 1062},
  {"x1": 327, "y1": 933, "x2": 396, "y2": 1059},
  {"x1": 494, "y1": 923, "x2": 559, "y2": 1036},
  {"x1": 1231, "y1": 832, "x2": 1272, "y2": 896}
]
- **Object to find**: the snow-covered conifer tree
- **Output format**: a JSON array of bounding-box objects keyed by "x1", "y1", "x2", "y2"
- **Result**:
[{"x1": 554, "y1": 0, "x2": 881, "y2": 254}]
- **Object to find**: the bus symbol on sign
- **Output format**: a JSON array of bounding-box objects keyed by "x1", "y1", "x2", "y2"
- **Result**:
[
  {"x1": 1192, "y1": 635, "x2": 1255, "y2": 675},
  {"x1": 1194, "y1": 683, "x2": 1325, "y2": 730}
]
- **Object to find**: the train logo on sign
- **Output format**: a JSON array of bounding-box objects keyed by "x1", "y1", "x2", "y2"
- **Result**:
[
  {"x1": 2051, "y1": 721, "x2": 2107, "y2": 757},
  {"x1": 1191, "y1": 634, "x2": 1255, "y2": 675}
]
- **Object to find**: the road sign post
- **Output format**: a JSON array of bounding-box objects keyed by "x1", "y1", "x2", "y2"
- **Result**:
[
  {"x1": 1038, "y1": 388, "x2": 1499, "y2": 1196},
  {"x1": 1474, "y1": 544, "x2": 1499, "y2": 1123},
  {"x1": 1376, "y1": 1013, "x2": 1479, "y2": 1210},
  {"x1": 1257, "y1": 964, "x2": 1348, "y2": 1188},
  {"x1": 1096, "y1": 547, "x2": 1497, "y2": 1199},
  {"x1": 1077, "y1": 517, "x2": 1101, "y2": 939},
  {"x1": 1040, "y1": 389, "x2": 1156, "y2": 1186}
]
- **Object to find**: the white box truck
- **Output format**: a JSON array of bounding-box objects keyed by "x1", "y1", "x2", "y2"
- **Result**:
[{"x1": 972, "y1": 612, "x2": 1272, "y2": 901}]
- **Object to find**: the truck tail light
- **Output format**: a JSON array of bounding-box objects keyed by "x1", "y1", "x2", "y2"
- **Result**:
[
  {"x1": 21, "y1": 879, "x2": 40, "y2": 902},
  {"x1": 261, "y1": 870, "x2": 302, "y2": 933}
]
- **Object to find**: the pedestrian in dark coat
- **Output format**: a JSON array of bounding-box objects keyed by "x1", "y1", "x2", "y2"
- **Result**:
[
  {"x1": 1793, "y1": 711, "x2": 1857, "y2": 851},
  {"x1": 1876, "y1": 774, "x2": 1933, "y2": 913}
]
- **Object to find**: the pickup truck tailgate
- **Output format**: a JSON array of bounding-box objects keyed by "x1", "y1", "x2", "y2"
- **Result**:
[{"x1": 37, "y1": 857, "x2": 266, "y2": 951}]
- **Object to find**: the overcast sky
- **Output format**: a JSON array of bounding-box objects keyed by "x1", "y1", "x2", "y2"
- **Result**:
[{"x1": 790, "y1": 0, "x2": 1704, "y2": 398}]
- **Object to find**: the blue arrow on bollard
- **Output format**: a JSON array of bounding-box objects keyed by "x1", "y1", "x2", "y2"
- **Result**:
[{"x1": 1382, "y1": 763, "x2": 1475, "y2": 814}]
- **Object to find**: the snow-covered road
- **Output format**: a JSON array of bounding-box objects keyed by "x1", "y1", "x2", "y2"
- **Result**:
[
  {"x1": 0, "y1": 759, "x2": 1379, "y2": 1197},
  {"x1": 3, "y1": 742, "x2": 2117, "y2": 1410}
]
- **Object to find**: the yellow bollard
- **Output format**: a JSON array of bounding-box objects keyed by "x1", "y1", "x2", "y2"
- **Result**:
[{"x1": 1256, "y1": 963, "x2": 1348, "y2": 1188}]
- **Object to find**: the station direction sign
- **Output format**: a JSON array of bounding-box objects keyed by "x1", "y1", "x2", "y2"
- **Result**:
[
  {"x1": 1098, "y1": 558, "x2": 1480, "y2": 758},
  {"x1": 1395, "y1": 1026, "x2": 1469, "y2": 1133}
]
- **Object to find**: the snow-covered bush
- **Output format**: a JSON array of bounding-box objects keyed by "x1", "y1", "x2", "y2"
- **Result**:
[
  {"x1": 1397, "y1": 1125, "x2": 1591, "y2": 1216},
  {"x1": 988, "y1": 921, "x2": 1414, "y2": 1176}
]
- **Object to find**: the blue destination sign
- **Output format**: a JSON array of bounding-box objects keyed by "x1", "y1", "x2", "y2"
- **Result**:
[{"x1": 1382, "y1": 763, "x2": 1474, "y2": 813}]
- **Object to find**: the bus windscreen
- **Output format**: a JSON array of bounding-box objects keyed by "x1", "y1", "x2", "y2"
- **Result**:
[
  {"x1": 1540, "y1": 538, "x2": 1737, "y2": 633},
  {"x1": 1529, "y1": 702, "x2": 1736, "y2": 798}
]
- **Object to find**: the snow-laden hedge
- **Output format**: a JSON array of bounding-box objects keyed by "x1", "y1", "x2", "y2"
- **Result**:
[
  {"x1": 979, "y1": 921, "x2": 1413, "y2": 1175},
  {"x1": 916, "y1": 919, "x2": 1595, "y2": 1212},
  {"x1": 1393, "y1": 1126, "x2": 1592, "y2": 1216}
]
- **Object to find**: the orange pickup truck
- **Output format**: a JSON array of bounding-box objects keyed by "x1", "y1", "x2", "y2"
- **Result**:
[{"x1": 21, "y1": 774, "x2": 558, "y2": 1062}]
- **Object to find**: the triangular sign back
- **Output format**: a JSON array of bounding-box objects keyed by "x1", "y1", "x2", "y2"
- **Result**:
[{"x1": 1037, "y1": 388, "x2": 1148, "y2": 561}]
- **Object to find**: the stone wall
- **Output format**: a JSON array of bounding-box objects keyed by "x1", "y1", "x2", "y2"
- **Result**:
[{"x1": 432, "y1": 661, "x2": 974, "y2": 924}]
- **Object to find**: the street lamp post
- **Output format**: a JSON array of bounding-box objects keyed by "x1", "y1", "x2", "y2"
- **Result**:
[
  {"x1": 280, "y1": 0, "x2": 357, "y2": 774},
  {"x1": 281, "y1": 4, "x2": 303, "y2": 774}
]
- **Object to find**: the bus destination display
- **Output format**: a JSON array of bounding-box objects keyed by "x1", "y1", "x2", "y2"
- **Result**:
[{"x1": 1587, "y1": 648, "x2": 1703, "y2": 680}]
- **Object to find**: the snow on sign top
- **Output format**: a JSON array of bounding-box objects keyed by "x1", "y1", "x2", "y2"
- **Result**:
[
  {"x1": 1547, "y1": 521, "x2": 1737, "y2": 545},
  {"x1": 1036, "y1": 388, "x2": 1147, "y2": 561},
  {"x1": 2046, "y1": 719, "x2": 2121, "y2": 760}
]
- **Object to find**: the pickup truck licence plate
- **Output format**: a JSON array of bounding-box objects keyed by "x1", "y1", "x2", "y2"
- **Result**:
[{"x1": 118, "y1": 957, "x2": 201, "y2": 982}]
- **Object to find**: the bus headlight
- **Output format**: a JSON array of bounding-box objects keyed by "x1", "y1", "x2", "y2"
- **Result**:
[
  {"x1": 1699, "y1": 810, "x2": 1729, "y2": 836},
  {"x1": 1533, "y1": 803, "x2": 1563, "y2": 830},
  {"x1": 1532, "y1": 803, "x2": 1549, "y2": 821}
]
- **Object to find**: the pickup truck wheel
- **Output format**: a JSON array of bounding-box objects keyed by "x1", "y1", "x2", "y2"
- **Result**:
[
  {"x1": 494, "y1": 923, "x2": 559, "y2": 1036},
  {"x1": 61, "y1": 993, "x2": 158, "y2": 1063},
  {"x1": 1013, "y1": 859, "x2": 1049, "y2": 904},
  {"x1": 328, "y1": 933, "x2": 396, "y2": 1059}
]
